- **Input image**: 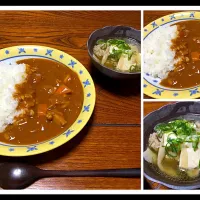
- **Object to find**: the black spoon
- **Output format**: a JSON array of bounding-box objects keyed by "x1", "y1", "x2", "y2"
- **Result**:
[{"x1": 0, "y1": 163, "x2": 141, "y2": 189}]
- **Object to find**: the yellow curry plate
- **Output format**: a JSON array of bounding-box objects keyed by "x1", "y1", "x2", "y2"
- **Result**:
[
  {"x1": 144, "y1": 11, "x2": 200, "y2": 99},
  {"x1": 0, "y1": 45, "x2": 96, "y2": 156}
]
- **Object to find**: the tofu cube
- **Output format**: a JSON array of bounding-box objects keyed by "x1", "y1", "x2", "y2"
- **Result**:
[{"x1": 179, "y1": 148, "x2": 200, "y2": 169}]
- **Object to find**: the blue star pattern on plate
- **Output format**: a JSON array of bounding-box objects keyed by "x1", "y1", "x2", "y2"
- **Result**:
[
  {"x1": 151, "y1": 22, "x2": 158, "y2": 28},
  {"x1": 49, "y1": 141, "x2": 55, "y2": 145},
  {"x1": 83, "y1": 79, "x2": 91, "y2": 88},
  {"x1": 153, "y1": 80, "x2": 158, "y2": 83},
  {"x1": 146, "y1": 73, "x2": 150, "y2": 76},
  {"x1": 83, "y1": 104, "x2": 90, "y2": 112},
  {"x1": 18, "y1": 48, "x2": 26, "y2": 54},
  {"x1": 143, "y1": 84, "x2": 147, "y2": 88},
  {"x1": 60, "y1": 54, "x2": 64, "y2": 59},
  {"x1": 79, "y1": 70, "x2": 83, "y2": 75},
  {"x1": 152, "y1": 89, "x2": 164, "y2": 96},
  {"x1": 173, "y1": 93, "x2": 179, "y2": 97},
  {"x1": 33, "y1": 48, "x2": 38, "y2": 52},
  {"x1": 64, "y1": 129, "x2": 74, "y2": 137},
  {"x1": 45, "y1": 49, "x2": 53, "y2": 56},
  {"x1": 68, "y1": 60, "x2": 77, "y2": 68},
  {"x1": 9, "y1": 148, "x2": 14, "y2": 152},
  {"x1": 27, "y1": 146, "x2": 38, "y2": 152},
  {"x1": 87, "y1": 93, "x2": 91, "y2": 97},
  {"x1": 144, "y1": 29, "x2": 148, "y2": 32},
  {"x1": 5, "y1": 50, "x2": 9, "y2": 54},
  {"x1": 190, "y1": 12, "x2": 195, "y2": 17},
  {"x1": 161, "y1": 18, "x2": 165, "y2": 22},
  {"x1": 189, "y1": 88, "x2": 199, "y2": 96},
  {"x1": 170, "y1": 14, "x2": 176, "y2": 20},
  {"x1": 77, "y1": 120, "x2": 82, "y2": 124}
]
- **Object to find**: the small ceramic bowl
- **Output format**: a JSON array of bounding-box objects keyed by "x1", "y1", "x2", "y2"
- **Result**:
[
  {"x1": 87, "y1": 25, "x2": 141, "y2": 79},
  {"x1": 144, "y1": 102, "x2": 200, "y2": 190}
]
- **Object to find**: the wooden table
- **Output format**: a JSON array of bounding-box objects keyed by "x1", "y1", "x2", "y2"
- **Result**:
[
  {"x1": 0, "y1": 11, "x2": 141, "y2": 190},
  {"x1": 143, "y1": 10, "x2": 183, "y2": 99},
  {"x1": 144, "y1": 101, "x2": 174, "y2": 190}
]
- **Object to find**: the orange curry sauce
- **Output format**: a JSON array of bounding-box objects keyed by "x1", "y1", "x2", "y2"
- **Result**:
[{"x1": 161, "y1": 21, "x2": 200, "y2": 88}]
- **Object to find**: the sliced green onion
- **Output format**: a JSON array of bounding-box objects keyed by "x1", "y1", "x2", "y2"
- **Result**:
[
  {"x1": 97, "y1": 39, "x2": 106, "y2": 45},
  {"x1": 127, "y1": 51, "x2": 133, "y2": 60}
]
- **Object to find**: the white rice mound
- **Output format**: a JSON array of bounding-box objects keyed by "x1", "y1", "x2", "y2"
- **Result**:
[
  {"x1": 143, "y1": 25, "x2": 178, "y2": 79},
  {"x1": 0, "y1": 62, "x2": 27, "y2": 132}
]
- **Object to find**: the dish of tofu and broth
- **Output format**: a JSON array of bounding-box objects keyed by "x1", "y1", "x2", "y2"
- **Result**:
[
  {"x1": 93, "y1": 38, "x2": 141, "y2": 73},
  {"x1": 144, "y1": 119, "x2": 200, "y2": 180}
]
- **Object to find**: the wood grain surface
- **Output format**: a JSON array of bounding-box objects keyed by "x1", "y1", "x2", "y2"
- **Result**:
[
  {"x1": 144, "y1": 101, "x2": 174, "y2": 190},
  {"x1": 144, "y1": 101, "x2": 175, "y2": 116},
  {"x1": 0, "y1": 11, "x2": 141, "y2": 190},
  {"x1": 144, "y1": 10, "x2": 183, "y2": 26},
  {"x1": 143, "y1": 10, "x2": 185, "y2": 99}
]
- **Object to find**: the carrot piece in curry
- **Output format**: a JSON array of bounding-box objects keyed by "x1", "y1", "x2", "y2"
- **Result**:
[
  {"x1": 191, "y1": 52, "x2": 200, "y2": 61},
  {"x1": 55, "y1": 84, "x2": 72, "y2": 94},
  {"x1": 37, "y1": 104, "x2": 47, "y2": 116}
]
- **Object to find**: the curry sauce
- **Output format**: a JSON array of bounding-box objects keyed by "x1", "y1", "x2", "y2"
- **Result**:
[
  {"x1": 161, "y1": 21, "x2": 200, "y2": 88},
  {"x1": 0, "y1": 58, "x2": 83, "y2": 145}
]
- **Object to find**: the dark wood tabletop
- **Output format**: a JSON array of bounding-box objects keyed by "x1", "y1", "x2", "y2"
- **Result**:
[
  {"x1": 144, "y1": 101, "x2": 175, "y2": 190},
  {"x1": 143, "y1": 10, "x2": 184, "y2": 99},
  {"x1": 0, "y1": 11, "x2": 141, "y2": 190},
  {"x1": 144, "y1": 10, "x2": 183, "y2": 27}
]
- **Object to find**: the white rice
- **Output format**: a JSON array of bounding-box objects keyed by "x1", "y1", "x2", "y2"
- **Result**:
[
  {"x1": 0, "y1": 62, "x2": 27, "y2": 132},
  {"x1": 143, "y1": 25, "x2": 178, "y2": 79}
]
